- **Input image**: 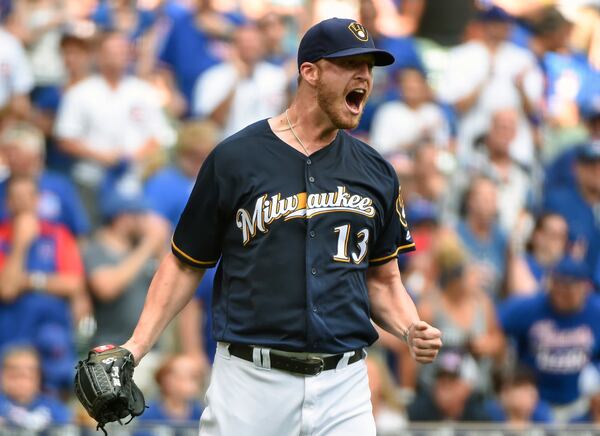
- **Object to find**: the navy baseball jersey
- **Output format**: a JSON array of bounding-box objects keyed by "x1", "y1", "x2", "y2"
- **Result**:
[{"x1": 172, "y1": 119, "x2": 414, "y2": 353}]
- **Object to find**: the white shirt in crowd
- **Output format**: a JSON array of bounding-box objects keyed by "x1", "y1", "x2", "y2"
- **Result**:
[
  {"x1": 437, "y1": 40, "x2": 544, "y2": 167},
  {"x1": 192, "y1": 61, "x2": 288, "y2": 139},
  {"x1": 54, "y1": 75, "x2": 176, "y2": 185},
  {"x1": 370, "y1": 101, "x2": 451, "y2": 155},
  {"x1": 0, "y1": 27, "x2": 34, "y2": 109}
]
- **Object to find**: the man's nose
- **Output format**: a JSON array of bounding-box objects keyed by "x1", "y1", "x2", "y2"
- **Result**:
[{"x1": 355, "y1": 62, "x2": 372, "y2": 81}]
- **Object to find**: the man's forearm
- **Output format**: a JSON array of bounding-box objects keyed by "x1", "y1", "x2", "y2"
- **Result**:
[
  {"x1": 123, "y1": 252, "x2": 205, "y2": 363},
  {"x1": 367, "y1": 267, "x2": 420, "y2": 342}
]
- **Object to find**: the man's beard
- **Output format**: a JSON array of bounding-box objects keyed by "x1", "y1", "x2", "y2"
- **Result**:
[{"x1": 316, "y1": 78, "x2": 361, "y2": 130}]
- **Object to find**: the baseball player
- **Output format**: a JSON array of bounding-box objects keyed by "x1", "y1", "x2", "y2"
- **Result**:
[{"x1": 122, "y1": 17, "x2": 442, "y2": 435}]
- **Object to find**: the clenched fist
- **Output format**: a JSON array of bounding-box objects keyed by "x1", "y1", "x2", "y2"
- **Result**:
[{"x1": 407, "y1": 321, "x2": 442, "y2": 364}]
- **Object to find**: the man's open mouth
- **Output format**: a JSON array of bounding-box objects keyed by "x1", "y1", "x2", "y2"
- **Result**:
[{"x1": 345, "y1": 88, "x2": 367, "y2": 114}]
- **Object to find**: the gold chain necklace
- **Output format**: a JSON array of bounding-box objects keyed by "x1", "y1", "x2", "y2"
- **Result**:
[{"x1": 285, "y1": 109, "x2": 310, "y2": 156}]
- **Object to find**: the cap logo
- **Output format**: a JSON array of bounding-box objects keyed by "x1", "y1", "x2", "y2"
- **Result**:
[{"x1": 348, "y1": 22, "x2": 368, "y2": 42}]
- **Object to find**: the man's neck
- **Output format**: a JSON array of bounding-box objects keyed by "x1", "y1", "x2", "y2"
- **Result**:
[
  {"x1": 285, "y1": 93, "x2": 339, "y2": 152},
  {"x1": 162, "y1": 396, "x2": 190, "y2": 419},
  {"x1": 101, "y1": 71, "x2": 123, "y2": 89},
  {"x1": 467, "y1": 216, "x2": 492, "y2": 240}
]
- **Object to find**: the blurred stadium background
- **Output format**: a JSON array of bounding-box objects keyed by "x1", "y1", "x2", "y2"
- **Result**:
[{"x1": 1, "y1": 0, "x2": 600, "y2": 434}]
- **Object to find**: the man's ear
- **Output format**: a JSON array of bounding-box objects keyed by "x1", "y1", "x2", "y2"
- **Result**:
[{"x1": 299, "y1": 62, "x2": 319, "y2": 86}]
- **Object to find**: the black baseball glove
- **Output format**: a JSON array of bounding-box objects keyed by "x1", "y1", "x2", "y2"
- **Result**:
[{"x1": 74, "y1": 345, "x2": 146, "y2": 435}]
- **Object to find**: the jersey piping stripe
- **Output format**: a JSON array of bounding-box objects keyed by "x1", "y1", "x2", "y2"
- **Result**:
[
  {"x1": 369, "y1": 243, "x2": 416, "y2": 263},
  {"x1": 171, "y1": 240, "x2": 218, "y2": 266}
]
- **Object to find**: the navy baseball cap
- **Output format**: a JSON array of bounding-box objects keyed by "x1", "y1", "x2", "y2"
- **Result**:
[
  {"x1": 576, "y1": 141, "x2": 600, "y2": 162},
  {"x1": 100, "y1": 190, "x2": 149, "y2": 220},
  {"x1": 477, "y1": 5, "x2": 513, "y2": 22},
  {"x1": 552, "y1": 256, "x2": 590, "y2": 281},
  {"x1": 297, "y1": 18, "x2": 395, "y2": 71}
]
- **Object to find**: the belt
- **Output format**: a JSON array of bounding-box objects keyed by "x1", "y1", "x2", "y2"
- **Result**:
[{"x1": 227, "y1": 344, "x2": 365, "y2": 376}]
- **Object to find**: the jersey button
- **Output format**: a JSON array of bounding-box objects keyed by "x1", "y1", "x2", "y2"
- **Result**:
[
  {"x1": 306, "y1": 159, "x2": 312, "y2": 165},
  {"x1": 312, "y1": 306, "x2": 318, "y2": 313},
  {"x1": 309, "y1": 230, "x2": 316, "y2": 238},
  {"x1": 309, "y1": 176, "x2": 315, "y2": 183},
  {"x1": 311, "y1": 268, "x2": 317, "y2": 275}
]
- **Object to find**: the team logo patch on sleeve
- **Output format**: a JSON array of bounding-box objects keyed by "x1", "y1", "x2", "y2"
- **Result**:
[
  {"x1": 396, "y1": 187, "x2": 408, "y2": 227},
  {"x1": 348, "y1": 22, "x2": 369, "y2": 42}
]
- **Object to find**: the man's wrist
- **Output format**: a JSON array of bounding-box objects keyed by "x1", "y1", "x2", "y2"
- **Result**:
[{"x1": 401, "y1": 322, "x2": 415, "y2": 344}]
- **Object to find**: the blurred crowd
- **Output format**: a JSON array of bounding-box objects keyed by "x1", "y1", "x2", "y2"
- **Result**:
[{"x1": 1, "y1": 0, "x2": 600, "y2": 434}]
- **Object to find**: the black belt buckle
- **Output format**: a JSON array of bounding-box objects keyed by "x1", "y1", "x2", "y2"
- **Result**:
[{"x1": 305, "y1": 356, "x2": 324, "y2": 376}]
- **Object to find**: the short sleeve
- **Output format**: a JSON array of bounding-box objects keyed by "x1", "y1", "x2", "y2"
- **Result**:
[
  {"x1": 369, "y1": 178, "x2": 415, "y2": 266},
  {"x1": 10, "y1": 39, "x2": 34, "y2": 95},
  {"x1": 54, "y1": 88, "x2": 86, "y2": 140},
  {"x1": 498, "y1": 296, "x2": 530, "y2": 337},
  {"x1": 172, "y1": 151, "x2": 224, "y2": 268}
]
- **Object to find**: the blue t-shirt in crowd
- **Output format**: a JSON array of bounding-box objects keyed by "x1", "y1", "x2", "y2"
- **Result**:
[
  {"x1": 485, "y1": 397, "x2": 553, "y2": 423},
  {"x1": 456, "y1": 220, "x2": 507, "y2": 299},
  {"x1": 543, "y1": 51, "x2": 591, "y2": 107},
  {"x1": 543, "y1": 185, "x2": 600, "y2": 283},
  {"x1": 139, "y1": 399, "x2": 203, "y2": 423},
  {"x1": 0, "y1": 171, "x2": 90, "y2": 237},
  {"x1": 144, "y1": 165, "x2": 194, "y2": 227},
  {"x1": 158, "y1": 9, "x2": 222, "y2": 112},
  {"x1": 0, "y1": 393, "x2": 71, "y2": 431},
  {"x1": 499, "y1": 293, "x2": 600, "y2": 405}
]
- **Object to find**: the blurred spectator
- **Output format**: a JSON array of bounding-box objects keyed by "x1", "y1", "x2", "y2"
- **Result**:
[
  {"x1": 507, "y1": 212, "x2": 568, "y2": 295},
  {"x1": 444, "y1": 108, "x2": 531, "y2": 235},
  {"x1": 400, "y1": 198, "x2": 439, "y2": 299},
  {"x1": 84, "y1": 189, "x2": 169, "y2": 347},
  {"x1": 407, "y1": 350, "x2": 489, "y2": 422},
  {"x1": 0, "y1": 19, "x2": 34, "y2": 120},
  {"x1": 257, "y1": 11, "x2": 293, "y2": 68},
  {"x1": 15, "y1": 0, "x2": 69, "y2": 88},
  {"x1": 0, "y1": 345, "x2": 71, "y2": 431},
  {"x1": 543, "y1": 142, "x2": 600, "y2": 286},
  {"x1": 0, "y1": 122, "x2": 90, "y2": 237},
  {"x1": 412, "y1": 0, "x2": 476, "y2": 48},
  {"x1": 29, "y1": 30, "x2": 94, "y2": 173},
  {"x1": 437, "y1": 6, "x2": 543, "y2": 169},
  {"x1": 416, "y1": 230, "x2": 504, "y2": 395},
  {"x1": 137, "y1": 354, "x2": 205, "y2": 431},
  {"x1": 54, "y1": 31, "x2": 176, "y2": 221},
  {"x1": 370, "y1": 68, "x2": 451, "y2": 155},
  {"x1": 456, "y1": 176, "x2": 508, "y2": 299},
  {"x1": 405, "y1": 142, "x2": 449, "y2": 205},
  {"x1": 144, "y1": 120, "x2": 218, "y2": 228},
  {"x1": 157, "y1": 0, "x2": 234, "y2": 112},
  {"x1": 0, "y1": 175, "x2": 84, "y2": 392},
  {"x1": 357, "y1": 0, "x2": 425, "y2": 133},
  {"x1": 404, "y1": 0, "x2": 477, "y2": 91},
  {"x1": 91, "y1": 0, "x2": 158, "y2": 39},
  {"x1": 485, "y1": 366, "x2": 553, "y2": 426},
  {"x1": 83, "y1": 188, "x2": 170, "y2": 396},
  {"x1": 543, "y1": 76, "x2": 600, "y2": 195},
  {"x1": 499, "y1": 256, "x2": 600, "y2": 422},
  {"x1": 366, "y1": 353, "x2": 407, "y2": 435},
  {"x1": 192, "y1": 22, "x2": 288, "y2": 139}
]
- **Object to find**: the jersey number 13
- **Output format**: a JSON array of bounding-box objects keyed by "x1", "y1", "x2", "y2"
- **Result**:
[{"x1": 333, "y1": 224, "x2": 370, "y2": 264}]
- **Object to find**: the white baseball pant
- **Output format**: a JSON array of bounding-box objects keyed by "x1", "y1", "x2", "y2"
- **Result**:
[{"x1": 198, "y1": 342, "x2": 375, "y2": 436}]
